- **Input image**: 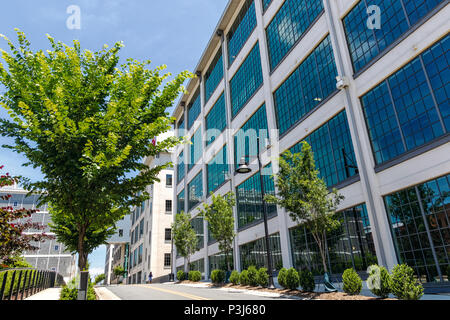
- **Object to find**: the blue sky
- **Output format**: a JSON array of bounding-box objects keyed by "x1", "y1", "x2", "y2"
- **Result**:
[{"x1": 0, "y1": 0, "x2": 228, "y2": 276}]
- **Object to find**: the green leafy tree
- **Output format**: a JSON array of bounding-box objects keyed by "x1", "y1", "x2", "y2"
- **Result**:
[
  {"x1": 94, "y1": 273, "x2": 105, "y2": 285},
  {"x1": 172, "y1": 211, "x2": 198, "y2": 272},
  {"x1": 0, "y1": 30, "x2": 192, "y2": 271},
  {"x1": 266, "y1": 142, "x2": 344, "y2": 274},
  {"x1": 198, "y1": 192, "x2": 236, "y2": 271},
  {"x1": 113, "y1": 266, "x2": 126, "y2": 277}
]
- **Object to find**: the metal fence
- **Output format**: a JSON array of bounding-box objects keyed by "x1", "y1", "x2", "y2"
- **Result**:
[{"x1": 0, "y1": 268, "x2": 65, "y2": 300}]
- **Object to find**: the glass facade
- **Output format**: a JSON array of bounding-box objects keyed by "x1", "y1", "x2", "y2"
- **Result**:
[
  {"x1": 234, "y1": 104, "x2": 269, "y2": 168},
  {"x1": 343, "y1": 0, "x2": 444, "y2": 73},
  {"x1": 262, "y1": 0, "x2": 272, "y2": 12},
  {"x1": 361, "y1": 35, "x2": 449, "y2": 165},
  {"x1": 236, "y1": 165, "x2": 277, "y2": 229},
  {"x1": 290, "y1": 110, "x2": 358, "y2": 187},
  {"x1": 205, "y1": 50, "x2": 224, "y2": 103},
  {"x1": 177, "y1": 189, "x2": 185, "y2": 214},
  {"x1": 227, "y1": 0, "x2": 257, "y2": 66},
  {"x1": 189, "y1": 258, "x2": 205, "y2": 274},
  {"x1": 187, "y1": 89, "x2": 201, "y2": 130},
  {"x1": 290, "y1": 203, "x2": 378, "y2": 276},
  {"x1": 273, "y1": 35, "x2": 338, "y2": 135},
  {"x1": 189, "y1": 128, "x2": 202, "y2": 171},
  {"x1": 191, "y1": 216, "x2": 204, "y2": 251},
  {"x1": 239, "y1": 233, "x2": 283, "y2": 271},
  {"x1": 205, "y1": 92, "x2": 227, "y2": 146},
  {"x1": 207, "y1": 145, "x2": 229, "y2": 194},
  {"x1": 177, "y1": 151, "x2": 185, "y2": 183},
  {"x1": 266, "y1": 0, "x2": 323, "y2": 70},
  {"x1": 208, "y1": 251, "x2": 234, "y2": 275},
  {"x1": 230, "y1": 42, "x2": 263, "y2": 117},
  {"x1": 385, "y1": 174, "x2": 450, "y2": 283},
  {"x1": 187, "y1": 171, "x2": 203, "y2": 211},
  {"x1": 177, "y1": 115, "x2": 185, "y2": 137}
]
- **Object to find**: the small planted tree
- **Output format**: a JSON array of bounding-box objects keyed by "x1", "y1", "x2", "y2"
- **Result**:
[
  {"x1": 390, "y1": 264, "x2": 423, "y2": 300},
  {"x1": 266, "y1": 142, "x2": 344, "y2": 276},
  {"x1": 172, "y1": 211, "x2": 198, "y2": 273},
  {"x1": 199, "y1": 192, "x2": 236, "y2": 272},
  {"x1": 342, "y1": 268, "x2": 362, "y2": 295}
]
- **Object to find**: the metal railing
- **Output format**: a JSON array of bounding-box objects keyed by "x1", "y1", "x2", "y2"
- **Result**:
[{"x1": 0, "y1": 268, "x2": 65, "y2": 300}]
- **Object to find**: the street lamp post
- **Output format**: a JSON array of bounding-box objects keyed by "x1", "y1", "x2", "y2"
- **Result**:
[{"x1": 236, "y1": 136, "x2": 275, "y2": 289}]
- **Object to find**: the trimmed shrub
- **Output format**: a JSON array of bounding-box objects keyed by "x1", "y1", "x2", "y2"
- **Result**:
[
  {"x1": 229, "y1": 270, "x2": 240, "y2": 285},
  {"x1": 277, "y1": 268, "x2": 288, "y2": 289},
  {"x1": 257, "y1": 268, "x2": 269, "y2": 287},
  {"x1": 239, "y1": 270, "x2": 249, "y2": 286},
  {"x1": 285, "y1": 268, "x2": 300, "y2": 290},
  {"x1": 367, "y1": 264, "x2": 391, "y2": 298},
  {"x1": 211, "y1": 269, "x2": 225, "y2": 284},
  {"x1": 60, "y1": 277, "x2": 96, "y2": 300},
  {"x1": 390, "y1": 264, "x2": 423, "y2": 300},
  {"x1": 342, "y1": 268, "x2": 362, "y2": 295},
  {"x1": 247, "y1": 266, "x2": 258, "y2": 286},
  {"x1": 177, "y1": 270, "x2": 186, "y2": 281},
  {"x1": 299, "y1": 269, "x2": 315, "y2": 292},
  {"x1": 188, "y1": 270, "x2": 202, "y2": 282}
]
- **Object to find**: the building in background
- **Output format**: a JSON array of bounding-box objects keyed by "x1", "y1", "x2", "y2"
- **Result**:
[
  {"x1": 0, "y1": 183, "x2": 77, "y2": 282},
  {"x1": 127, "y1": 130, "x2": 175, "y2": 284},
  {"x1": 172, "y1": 0, "x2": 449, "y2": 291}
]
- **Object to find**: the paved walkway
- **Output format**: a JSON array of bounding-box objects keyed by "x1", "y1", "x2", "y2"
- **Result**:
[{"x1": 25, "y1": 288, "x2": 61, "y2": 300}]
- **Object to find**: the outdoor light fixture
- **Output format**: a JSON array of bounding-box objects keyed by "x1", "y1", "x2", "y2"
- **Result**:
[{"x1": 236, "y1": 157, "x2": 251, "y2": 174}]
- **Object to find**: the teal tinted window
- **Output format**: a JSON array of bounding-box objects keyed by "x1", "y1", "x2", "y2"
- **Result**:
[
  {"x1": 189, "y1": 258, "x2": 205, "y2": 273},
  {"x1": 187, "y1": 89, "x2": 201, "y2": 130},
  {"x1": 188, "y1": 171, "x2": 203, "y2": 211},
  {"x1": 290, "y1": 110, "x2": 358, "y2": 187},
  {"x1": 227, "y1": 0, "x2": 257, "y2": 66},
  {"x1": 177, "y1": 189, "x2": 185, "y2": 214},
  {"x1": 207, "y1": 145, "x2": 228, "y2": 194},
  {"x1": 177, "y1": 151, "x2": 185, "y2": 183},
  {"x1": 205, "y1": 50, "x2": 224, "y2": 103},
  {"x1": 234, "y1": 104, "x2": 269, "y2": 168},
  {"x1": 191, "y1": 216, "x2": 204, "y2": 251},
  {"x1": 262, "y1": 0, "x2": 272, "y2": 11},
  {"x1": 266, "y1": 0, "x2": 323, "y2": 70},
  {"x1": 230, "y1": 43, "x2": 263, "y2": 117},
  {"x1": 177, "y1": 116, "x2": 185, "y2": 137},
  {"x1": 240, "y1": 233, "x2": 283, "y2": 271},
  {"x1": 384, "y1": 174, "x2": 450, "y2": 283},
  {"x1": 208, "y1": 250, "x2": 234, "y2": 275},
  {"x1": 343, "y1": 0, "x2": 444, "y2": 73},
  {"x1": 189, "y1": 128, "x2": 202, "y2": 171},
  {"x1": 236, "y1": 165, "x2": 277, "y2": 229},
  {"x1": 361, "y1": 36, "x2": 448, "y2": 165},
  {"x1": 205, "y1": 92, "x2": 227, "y2": 146},
  {"x1": 274, "y1": 35, "x2": 337, "y2": 135},
  {"x1": 290, "y1": 203, "x2": 377, "y2": 275}
]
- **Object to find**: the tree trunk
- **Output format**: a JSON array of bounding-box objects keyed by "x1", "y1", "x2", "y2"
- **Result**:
[
  {"x1": 77, "y1": 226, "x2": 88, "y2": 271},
  {"x1": 313, "y1": 231, "x2": 328, "y2": 274}
]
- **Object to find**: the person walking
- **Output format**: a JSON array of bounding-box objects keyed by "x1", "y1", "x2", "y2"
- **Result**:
[{"x1": 148, "y1": 272, "x2": 153, "y2": 284}]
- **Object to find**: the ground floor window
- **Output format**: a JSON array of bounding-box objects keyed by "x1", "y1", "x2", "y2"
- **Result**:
[
  {"x1": 239, "y1": 232, "x2": 283, "y2": 272},
  {"x1": 384, "y1": 173, "x2": 450, "y2": 283},
  {"x1": 189, "y1": 258, "x2": 205, "y2": 274},
  {"x1": 208, "y1": 251, "x2": 234, "y2": 276},
  {"x1": 289, "y1": 203, "x2": 377, "y2": 276}
]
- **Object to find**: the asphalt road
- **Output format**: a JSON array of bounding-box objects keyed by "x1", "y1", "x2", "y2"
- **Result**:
[{"x1": 104, "y1": 283, "x2": 303, "y2": 300}]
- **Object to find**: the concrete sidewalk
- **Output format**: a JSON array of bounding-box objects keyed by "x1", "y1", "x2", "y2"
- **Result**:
[
  {"x1": 25, "y1": 288, "x2": 61, "y2": 300},
  {"x1": 95, "y1": 286, "x2": 122, "y2": 300}
]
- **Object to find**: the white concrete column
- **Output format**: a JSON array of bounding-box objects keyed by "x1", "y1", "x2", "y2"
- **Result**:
[{"x1": 106, "y1": 244, "x2": 114, "y2": 285}]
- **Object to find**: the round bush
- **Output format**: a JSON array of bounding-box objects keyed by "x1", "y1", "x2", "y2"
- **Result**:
[
  {"x1": 299, "y1": 269, "x2": 315, "y2": 292},
  {"x1": 188, "y1": 270, "x2": 202, "y2": 282},
  {"x1": 342, "y1": 268, "x2": 362, "y2": 295},
  {"x1": 229, "y1": 270, "x2": 240, "y2": 285},
  {"x1": 239, "y1": 270, "x2": 249, "y2": 286},
  {"x1": 247, "y1": 266, "x2": 258, "y2": 286},
  {"x1": 211, "y1": 269, "x2": 225, "y2": 284},
  {"x1": 367, "y1": 264, "x2": 391, "y2": 298},
  {"x1": 285, "y1": 268, "x2": 300, "y2": 290},
  {"x1": 177, "y1": 270, "x2": 186, "y2": 281},
  {"x1": 277, "y1": 268, "x2": 288, "y2": 289},
  {"x1": 390, "y1": 264, "x2": 423, "y2": 300},
  {"x1": 257, "y1": 267, "x2": 269, "y2": 287}
]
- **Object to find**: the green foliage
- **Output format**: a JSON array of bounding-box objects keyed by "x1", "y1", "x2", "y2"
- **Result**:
[
  {"x1": 277, "y1": 268, "x2": 288, "y2": 289},
  {"x1": 199, "y1": 193, "x2": 236, "y2": 271},
  {"x1": 5, "y1": 256, "x2": 33, "y2": 269},
  {"x1": 59, "y1": 277, "x2": 96, "y2": 300},
  {"x1": 188, "y1": 270, "x2": 202, "y2": 282},
  {"x1": 0, "y1": 269, "x2": 37, "y2": 297},
  {"x1": 113, "y1": 266, "x2": 126, "y2": 277},
  {"x1": 211, "y1": 269, "x2": 225, "y2": 284},
  {"x1": 266, "y1": 142, "x2": 344, "y2": 273},
  {"x1": 172, "y1": 212, "x2": 198, "y2": 263},
  {"x1": 93, "y1": 274, "x2": 105, "y2": 285},
  {"x1": 247, "y1": 266, "x2": 258, "y2": 287},
  {"x1": 342, "y1": 268, "x2": 362, "y2": 295},
  {"x1": 390, "y1": 264, "x2": 423, "y2": 300},
  {"x1": 285, "y1": 268, "x2": 300, "y2": 290},
  {"x1": 257, "y1": 267, "x2": 269, "y2": 287},
  {"x1": 0, "y1": 30, "x2": 193, "y2": 271},
  {"x1": 239, "y1": 270, "x2": 249, "y2": 286},
  {"x1": 299, "y1": 269, "x2": 315, "y2": 292},
  {"x1": 177, "y1": 270, "x2": 186, "y2": 281},
  {"x1": 367, "y1": 264, "x2": 391, "y2": 298},
  {"x1": 229, "y1": 270, "x2": 240, "y2": 285}
]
